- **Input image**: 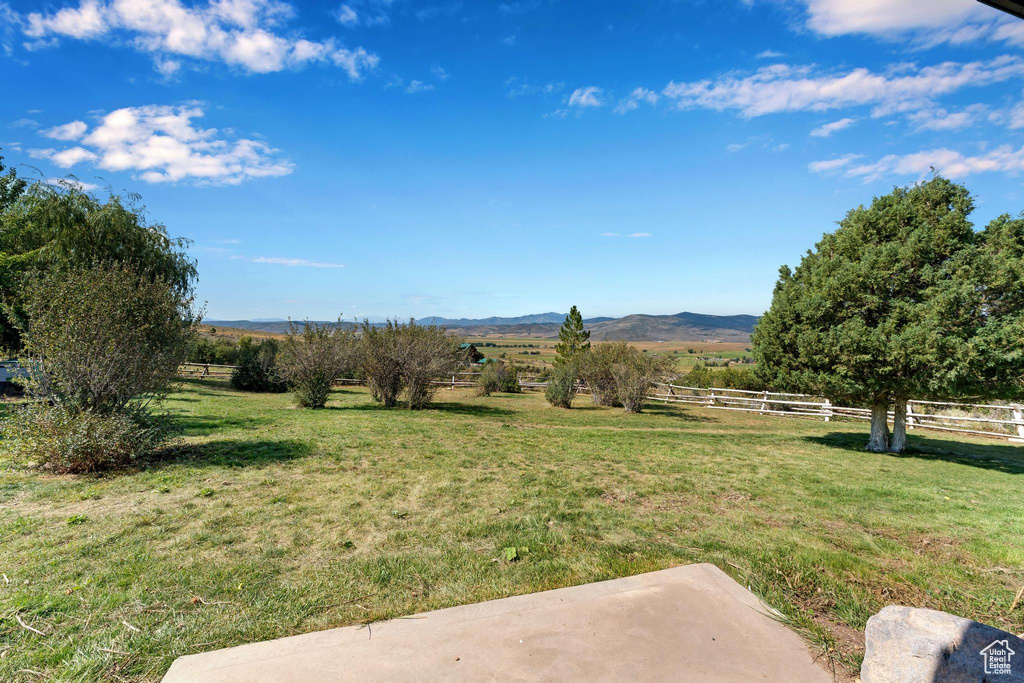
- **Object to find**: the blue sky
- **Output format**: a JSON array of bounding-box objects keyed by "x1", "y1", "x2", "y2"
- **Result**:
[{"x1": 3, "y1": 0, "x2": 1024, "y2": 320}]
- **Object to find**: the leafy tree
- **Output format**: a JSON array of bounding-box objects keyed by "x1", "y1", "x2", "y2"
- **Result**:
[
  {"x1": 753, "y1": 176, "x2": 1024, "y2": 453},
  {"x1": 553, "y1": 306, "x2": 590, "y2": 367},
  {"x1": 0, "y1": 178, "x2": 195, "y2": 351}
]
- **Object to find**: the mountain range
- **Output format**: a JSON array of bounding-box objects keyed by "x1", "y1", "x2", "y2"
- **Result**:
[{"x1": 206, "y1": 311, "x2": 760, "y2": 342}]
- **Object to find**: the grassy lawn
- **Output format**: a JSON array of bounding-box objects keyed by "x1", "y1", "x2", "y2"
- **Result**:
[{"x1": 2, "y1": 379, "x2": 1023, "y2": 681}]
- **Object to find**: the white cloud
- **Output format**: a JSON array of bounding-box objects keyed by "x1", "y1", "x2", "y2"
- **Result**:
[
  {"x1": 42, "y1": 120, "x2": 87, "y2": 140},
  {"x1": 20, "y1": 0, "x2": 379, "y2": 77},
  {"x1": 599, "y1": 232, "x2": 619, "y2": 237},
  {"x1": 906, "y1": 105, "x2": 985, "y2": 131},
  {"x1": 755, "y1": 49, "x2": 784, "y2": 59},
  {"x1": 614, "y1": 87, "x2": 658, "y2": 114},
  {"x1": 810, "y1": 117, "x2": 855, "y2": 137},
  {"x1": 796, "y1": 0, "x2": 1024, "y2": 48},
  {"x1": 842, "y1": 146, "x2": 1024, "y2": 182},
  {"x1": 808, "y1": 153, "x2": 862, "y2": 173},
  {"x1": 336, "y1": 4, "x2": 358, "y2": 26},
  {"x1": 629, "y1": 232, "x2": 651, "y2": 238},
  {"x1": 31, "y1": 104, "x2": 293, "y2": 185},
  {"x1": 661, "y1": 56, "x2": 1024, "y2": 119},
  {"x1": 249, "y1": 256, "x2": 344, "y2": 268},
  {"x1": 803, "y1": 0, "x2": 986, "y2": 38},
  {"x1": 568, "y1": 86, "x2": 603, "y2": 108},
  {"x1": 430, "y1": 64, "x2": 448, "y2": 80},
  {"x1": 405, "y1": 80, "x2": 433, "y2": 93},
  {"x1": 726, "y1": 142, "x2": 748, "y2": 153},
  {"x1": 47, "y1": 176, "x2": 101, "y2": 191}
]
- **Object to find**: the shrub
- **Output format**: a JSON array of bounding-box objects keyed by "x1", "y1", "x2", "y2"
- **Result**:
[
  {"x1": 1, "y1": 401, "x2": 165, "y2": 473},
  {"x1": 362, "y1": 320, "x2": 464, "y2": 409},
  {"x1": 231, "y1": 337, "x2": 287, "y2": 392},
  {"x1": 361, "y1": 321, "x2": 403, "y2": 407},
  {"x1": 396, "y1": 322, "x2": 464, "y2": 409},
  {"x1": 545, "y1": 362, "x2": 577, "y2": 408},
  {"x1": 277, "y1": 321, "x2": 356, "y2": 408},
  {"x1": 500, "y1": 363, "x2": 522, "y2": 393},
  {"x1": 579, "y1": 342, "x2": 631, "y2": 406},
  {"x1": 476, "y1": 361, "x2": 502, "y2": 396},
  {"x1": 610, "y1": 347, "x2": 673, "y2": 414},
  {"x1": 17, "y1": 265, "x2": 196, "y2": 416},
  {"x1": 477, "y1": 361, "x2": 522, "y2": 396}
]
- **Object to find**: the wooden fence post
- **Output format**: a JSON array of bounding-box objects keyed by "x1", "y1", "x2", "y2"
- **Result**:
[
  {"x1": 907, "y1": 401, "x2": 915, "y2": 431},
  {"x1": 1013, "y1": 405, "x2": 1024, "y2": 439},
  {"x1": 709, "y1": 388, "x2": 716, "y2": 407},
  {"x1": 760, "y1": 391, "x2": 768, "y2": 415},
  {"x1": 823, "y1": 398, "x2": 831, "y2": 422}
]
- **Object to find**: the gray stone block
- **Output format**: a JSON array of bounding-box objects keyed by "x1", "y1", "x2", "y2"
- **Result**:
[{"x1": 862, "y1": 605, "x2": 1024, "y2": 682}]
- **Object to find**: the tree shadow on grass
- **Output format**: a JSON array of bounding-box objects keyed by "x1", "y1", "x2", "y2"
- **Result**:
[
  {"x1": 337, "y1": 401, "x2": 515, "y2": 417},
  {"x1": 805, "y1": 431, "x2": 1024, "y2": 475},
  {"x1": 641, "y1": 402, "x2": 716, "y2": 423},
  {"x1": 172, "y1": 414, "x2": 272, "y2": 437},
  {"x1": 149, "y1": 438, "x2": 311, "y2": 469}
]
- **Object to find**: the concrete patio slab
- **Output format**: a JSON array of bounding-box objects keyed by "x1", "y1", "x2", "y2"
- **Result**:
[{"x1": 163, "y1": 563, "x2": 831, "y2": 682}]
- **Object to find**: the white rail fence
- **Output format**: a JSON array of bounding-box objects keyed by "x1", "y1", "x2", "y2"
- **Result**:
[
  {"x1": 650, "y1": 383, "x2": 1024, "y2": 444},
  {"x1": 178, "y1": 364, "x2": 1024, "y2": 444}
]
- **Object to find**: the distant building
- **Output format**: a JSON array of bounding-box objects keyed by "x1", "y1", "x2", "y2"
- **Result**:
[{"x1": 460, "y1": 343, "x2": 483, "y2": 364}]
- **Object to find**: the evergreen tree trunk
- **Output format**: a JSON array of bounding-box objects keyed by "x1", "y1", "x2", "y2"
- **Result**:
[
  {"x1": 867, "y1": 402, "x2": 890, "y2": 452},
  {"x1": 890, "y1": 399, "x2": 908, "y2": 453}
]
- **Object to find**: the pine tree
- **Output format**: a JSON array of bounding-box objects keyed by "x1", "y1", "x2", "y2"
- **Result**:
[{"x1": 554, "y1": 306, "x2": 590, "y2": 367}]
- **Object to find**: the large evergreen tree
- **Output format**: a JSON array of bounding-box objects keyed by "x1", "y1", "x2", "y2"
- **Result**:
[
  {"x1": 753, "y1": 176, "x2": 1024, "y2": 453},
  {"x1": 554, "y1": 305, "x2": 590, "y2": 367}
]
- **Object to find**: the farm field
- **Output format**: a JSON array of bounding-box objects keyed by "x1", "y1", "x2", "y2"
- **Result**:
[
  {"x1": 2, "y1": 380, "x2": 1023, "y2": 681},
  {"x1": 463, "y1": 336, "x2": 752, "y2": 371}
]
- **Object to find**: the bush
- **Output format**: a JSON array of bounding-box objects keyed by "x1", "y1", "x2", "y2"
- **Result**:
[
  {"x1": 476, "y1": 361, "x2": 502, "y2": 396},
  {"x1": 545, "y1": 362, "x2": 577, "y2": 408},
  {"x1": 610, "y1": 349, "x2": 672, "y2": 414},
  {"x1": 1, "y1": 401, "x2": 165, "y2": 473},
  {"x1": 579, "y1": 341, "x2": 631, "y2": 406},
  {"x1": 277, "y1": 321, "x2": 356, "y2": 408},
  {"x1": 500, "y1": 363, "x2": 522, "y2": 393},
  {"x1": 361, "y1": 321, "x2": 403, "y2": 407},
  {"x1": 231, "y1": 337, "x2": 287, "y2": 392},
  {"x1": 476, "y1": 361, "x2": 522, "y2": 396},
  {"x1": 361, "y1": 320, "x2": 464, "y2": 409},
  {"x1": 17, "y1": 265, "x2": 196, "y2": 415}
]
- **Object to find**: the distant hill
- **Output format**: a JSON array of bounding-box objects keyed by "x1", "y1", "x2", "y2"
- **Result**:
[
  {"x1": 206, "y1": 311, "x2": 760, "y2": 342},
  {"x1": 588, "y1": 312, "x2": 759, "y2": 343}
]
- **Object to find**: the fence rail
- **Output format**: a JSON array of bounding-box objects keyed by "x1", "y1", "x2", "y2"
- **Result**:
[
  {"x1": 177, "y1": 363, "x2": 1023, "y2": 444},
  {"x1": 651, "y1": 383, "x2": 1024, "y2": 444}
]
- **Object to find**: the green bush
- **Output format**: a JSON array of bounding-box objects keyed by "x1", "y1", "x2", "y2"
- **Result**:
[
  {"x1": 1, "y1": 402, "x2": 165, "y2": 473},
  {"x1": 477, "y1": 361, "x2": 522, "y2": 396},
  {"x1": 579, "y1": 342, "x2": 630, "y2": 406},
  {"x1": 545, "y1": 363, "x2": 577, "y2": 408},
  {"x1": 476, "y1": 361, "x2": 502, "y2": 396},
  {"x1": 277, "y1": 321, "x2": 356, "y2": 409},
  {"x1": 610, "y1": 348, "x2": 673, "y2": 414},
  {"x1": 500, "y1": 363, "x2": 522, "y2": 393},
  {"x1": 360, "y1": 320, "x2": 464, "y2": 410},
  {"x1": 230, "y1": 337, "x2": 286, "y2": 393}
]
